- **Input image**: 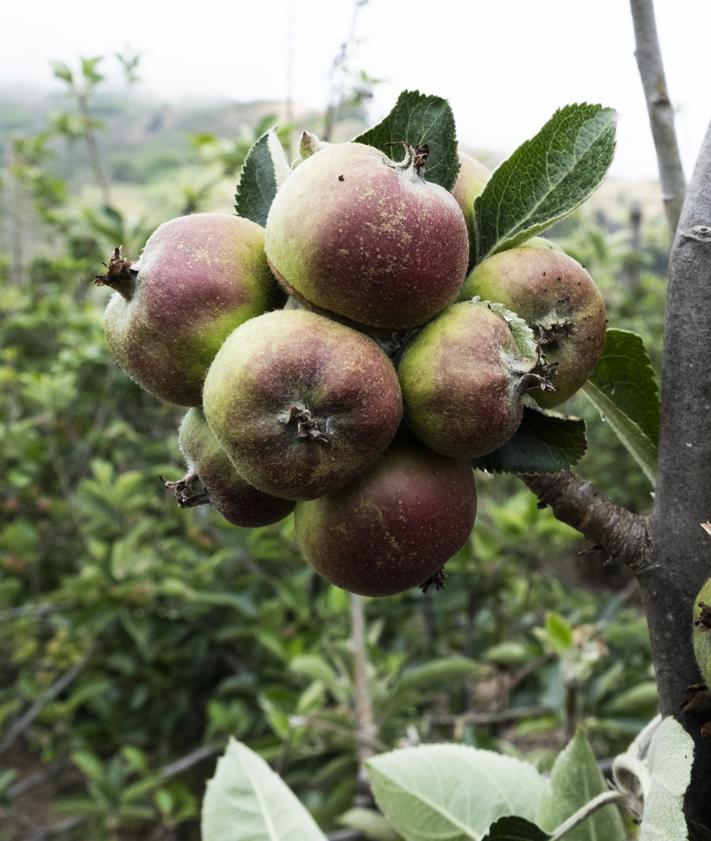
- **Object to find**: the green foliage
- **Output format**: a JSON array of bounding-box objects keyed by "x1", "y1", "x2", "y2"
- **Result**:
[
  {"x1": 355, "y1": 90, "x2": 460, "y2": 189},
  {"x1": 234, "y1": 129, "x2": 290, "y2": 225},
  {"x1": 0, "y1": 74, "x2": 668, "y2": 840},
  {"x1": 202, "y1": 739, "x2": 326, "y2": 841},
  {"x1": 473, "y1": 104, "x2": 617, "y2": 262},
  {"x1": 583, "y1": 329, "x2": 660, "y2": 484},
  {"x1": 472, "y1": 406, "x2": 587, "y2": 473},
  {"x1": 367, "y1": 745, "x2": 546, "y2": 840},
  {"x1": 537, "y1": 730, "x2": 625, "y2": 839}
]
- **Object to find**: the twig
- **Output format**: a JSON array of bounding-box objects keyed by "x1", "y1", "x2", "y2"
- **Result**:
[
  {"x1": 0, "y1": 604, "x2": 66, "y2": 621},
  {"x1": 508, "y1": 652, "x2": 555, "y2": 691},
  {"x1": 24, "y1": 815, "x2": 85, "y2": 841},
  {"x1": 629, "y1": 0, "x2": 686, "y2": 233},
  {"x1": 349, "y1": 594, "x2": 377, "y2": 803},
  {"x1": 156, "y1": 743, "x2": 219, "y2": 780},
  {"x1": 520, "y1": 472, "x2": 651, "y2": 573},
  {"x1": 327, "y1": 830, "x2": 363, "y2": 841},
  {"x1": 8, "y1": 761, "x2": 69, "y2": 798},
  {"x1": 550, "y1": 789, "x2": 628, "y2": 840},
  {"x1": 0, "y1": 649, "x2": 93, "y2": 755},
  {"x1": 428, "y1": 704, "x2": 551, "y2": 727}
]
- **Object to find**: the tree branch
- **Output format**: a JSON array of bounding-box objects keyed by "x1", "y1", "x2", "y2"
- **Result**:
[
  {"x1": 349, "y1": 594, "x2": 377, "y2": 804},
  {"x1": 629, "y1": 0, "x2": 686, "y2": 233},
  {"x1": 520, "y1": 471, "x2": 651, "y2": 572},
  {"x1": 644, "y1": 118, "x2": 711, "y2": 825},
  {"x1": 0, "y1": 648, "x2": 93, "y2": 756}
]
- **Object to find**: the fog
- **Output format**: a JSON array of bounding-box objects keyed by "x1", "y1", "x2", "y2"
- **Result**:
[{"x1": 3, "y1": 0, "x2": 710, "y2": 178}]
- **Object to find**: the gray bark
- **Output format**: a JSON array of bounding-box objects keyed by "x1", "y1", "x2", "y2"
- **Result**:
[
  {"x1": 629, "y1": 0, "x2": 686, "y2": 234},
  {"x1": 523, "y1": 123, "x2": 711, "y2": 827},
  {"x1": 644, "y1": 119, "x2": 711, "y2": 825}
]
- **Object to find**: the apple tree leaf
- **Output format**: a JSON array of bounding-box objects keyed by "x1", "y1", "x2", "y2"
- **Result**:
[
  {"x1": 201, "y1": 738, "x2": 326, "y2": 841},
  {"x1": 582, "y1": 328, "x2": 659, "y2": 485},
  {"x1": 234, "y1": 130, "x2": 290, "y2": 226},
  {"x1": 355, "y1": 90, "x2": 459, "y2": 190},
  {"x1": 472, "y1": 405, "x2": 587, "y2": 474},
  {"x1": 537, "y1": 730, "x2": 626, "y2": 841},
  {"x1": 473, "y1": 104, "x2": 617, "y2": 262},
  {"x1": 366, "y1": 744, "x2": 546, "y2": 841}
]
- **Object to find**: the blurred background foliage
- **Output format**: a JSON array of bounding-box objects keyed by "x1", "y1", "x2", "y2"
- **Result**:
[{"x1": 0, "y1": 49, "x2": 667, "y2": 841}]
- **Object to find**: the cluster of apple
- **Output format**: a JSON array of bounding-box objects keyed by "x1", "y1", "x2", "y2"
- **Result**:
[{"x1": 96, "y1": 137, "x2": 606, "y2": 597}]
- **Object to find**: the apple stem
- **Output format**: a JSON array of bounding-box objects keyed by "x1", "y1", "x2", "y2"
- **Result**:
[
  {"x1": 517, "y1": 371, "x2": 556, "y2": 396},
  {"x1": 94, "y1": 246, "x2": 137, "y2": 301},
  {"x1": 389, "y1": 141, "x2": 430, "y2": 178}
]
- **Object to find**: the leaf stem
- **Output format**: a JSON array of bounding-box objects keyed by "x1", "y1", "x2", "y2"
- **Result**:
[{"x1": 549, "y1": 789, "x2": 628, "y2": 841}]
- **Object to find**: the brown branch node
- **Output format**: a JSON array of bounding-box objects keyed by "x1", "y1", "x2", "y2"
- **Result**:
[{"x1": 520, "y1": 471, "x2": 652, "y2": 574}]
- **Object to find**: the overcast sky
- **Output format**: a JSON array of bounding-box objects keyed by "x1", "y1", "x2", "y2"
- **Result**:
[{"x1": 3, "y1": 0, "x2": 710, "y2": 179}]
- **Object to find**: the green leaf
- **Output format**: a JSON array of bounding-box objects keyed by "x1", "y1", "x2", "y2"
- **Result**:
[
  {"x1": 354, "y1": 90, "x2": 459, "y2": 189},
  {"x1": 483, "y1": 817, "x2": 550, "y2": 841},
  {"x1": 289, "y1": 654, "x2": 340, "y2": 691},
  {"x1": 202, "y1": 738, "x2": 327, "y2": 841},
  {"x1": 544, "y1": 612, "x2": 573, "y2": 654},
  {"x1": 639, "y1": 717, "x2": 693, "y2": 841},
  {"x1": 472, "y1": 406, "x2": 586, "y2": 474},
  {"x1": 367, "y1": 744, "x2": 547, "y2": 841},
  {"x1": 396, "y1": 656, "x2": 483, "y2": 693},
  {"x1": 234, "y1": 130, "x2": 290, "y2": 226},
  {"x1": 603, "y1": 681, "x2": 658, "y2": 715},
  {"x1": 72, "y1": 751, "x2": 104, "y2": 782},
  {"x1": 582, "y1": 329, "x2": 659, "y2": 485},
  {"x1": 537, "y1": 730, "x2": 625, "y2": 841},
  {"x1": 474, "y1": 104, "x2": 617, "y2": 262},
  {"x1": 339, "y1": 807, "x2": 400, "y2": 841},
  {"x1": 51, "y1": 61, "x2": 74, "y2": 85}
]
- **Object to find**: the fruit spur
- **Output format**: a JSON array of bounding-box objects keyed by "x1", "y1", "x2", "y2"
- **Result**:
[{"x1": 96, "y1": 132, "x2": 607, "y2": 597}]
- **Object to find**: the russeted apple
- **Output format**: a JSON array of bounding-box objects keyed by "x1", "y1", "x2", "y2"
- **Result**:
[
  {"x1": 461, "y1": 243, "x2": 606, "y2": 406},
  {"x1": 294, "y1": 442, "x2": 477, "y2": 597},
  {"x1": 399, "y1": 300, "x2": 552, "y2": 458},
  {"x1": 97, "y1": 213, "x2": 283, "y2": 406},
  {"x1": 167, "y1": 408, "x2": 294, "y2": 527},
  {"x1": 265, "y1": 141, "x2": 469, "y2": 330},
  {"x1": 202, "y1": 309, "x2": 403, "y2": 501}
]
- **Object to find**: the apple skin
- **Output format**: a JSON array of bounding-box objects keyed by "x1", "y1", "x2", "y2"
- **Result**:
[
  {"x1": 461, "y1": 244, "x2": 606, "y2": 406},
  {"x1": 294, "y1": 442, "x2": 477, "y2": 597},
  {"x1": 451, "y1": 150, "x2": 490, "y2": 262},
  {"x1": 399, "y1": 301, "x2": 539, "y2": 458},
  {"x1": 265, "y1": 142, "x2": 469, "y2": 330},
  {"x1": 202, "y1": 309, "x2": 403, "y2": 501},
  {"x1": 103, "y1": 213, "x2": 283, "y2": 406},
  {"x1": 177, "y1": 408, "x2": 294, "y2": 528}
]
